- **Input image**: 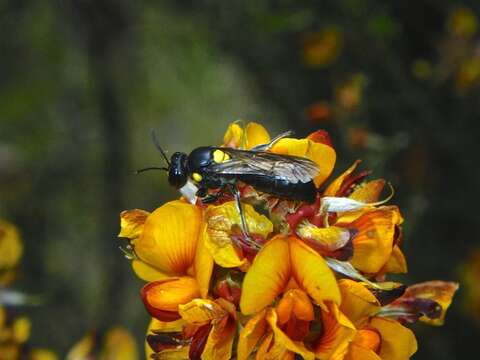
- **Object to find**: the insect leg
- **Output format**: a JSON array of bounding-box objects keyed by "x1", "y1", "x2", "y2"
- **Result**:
[
  {"x1": 229, "y1": 184, "x2": 261, "y2": 250},
  {"x1": 250, "y1": 130, "x2": 294, "y2": 151}
]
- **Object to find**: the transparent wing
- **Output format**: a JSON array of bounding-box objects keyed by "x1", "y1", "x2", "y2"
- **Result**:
[{"x1": 209, "y1": 148, "x2": 319, "y2": 184}]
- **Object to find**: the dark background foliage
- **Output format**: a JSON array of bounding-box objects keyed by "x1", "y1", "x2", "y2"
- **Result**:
[{"x1": 1, "y1": 0, "x2": 478, "y2": 358}]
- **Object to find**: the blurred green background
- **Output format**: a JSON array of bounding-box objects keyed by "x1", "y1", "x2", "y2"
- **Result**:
[{"x1": 1, "y1": 0, "x2": 479, "y2": 358}]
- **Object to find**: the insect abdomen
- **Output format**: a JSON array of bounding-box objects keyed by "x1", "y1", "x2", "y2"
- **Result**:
[{"x1": 234, "y1": 174, "x2": 317, "y2": 203}]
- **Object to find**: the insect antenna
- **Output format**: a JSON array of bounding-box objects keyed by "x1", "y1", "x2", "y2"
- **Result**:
[
  {"x1": 135, "y1": 166, "x2": 169, "y2": 174},
  {"x1": 150, "y1": 129, "x2": 171, "y2": 166}
]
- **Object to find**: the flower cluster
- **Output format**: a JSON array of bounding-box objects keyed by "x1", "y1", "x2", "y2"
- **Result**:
[
  {"x1": 119, "y1": 122, "x2": 458, "y2": 360},
  {"x1": 0, "y1": 220, "x2": 57, "y2": 360}
]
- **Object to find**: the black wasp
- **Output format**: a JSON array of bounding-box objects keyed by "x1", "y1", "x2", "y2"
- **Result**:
[{"x1": 138, "y1": 130, "x2": 319, "y2": 243}]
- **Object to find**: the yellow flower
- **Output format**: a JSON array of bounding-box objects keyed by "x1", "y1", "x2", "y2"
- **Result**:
[
  {"x1": 240, "y1": 235, "x2": 340, "y2": 315},
  {"x1": 120, "y1": 200, "x2": 214, "y2": 320},
  {"x1": 67, "y1": 327, "x2": 138, "y2": 360},
  {"x1": 0, "y1": 219, "x2": 23, "y2": 285},
  {"x1": 339, "y1": 280, "x2": 418, "y2": 360},
  {"x1": 120, "y1": 120, "x2": 458, "y2": 360}
]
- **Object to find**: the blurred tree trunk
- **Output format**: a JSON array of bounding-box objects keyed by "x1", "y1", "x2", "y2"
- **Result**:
[{"x1": 63, "y1": 0, "x2": 132, "y2": 327}]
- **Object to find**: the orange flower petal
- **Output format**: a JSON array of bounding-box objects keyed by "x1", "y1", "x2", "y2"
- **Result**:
[
  {"x1": 135, "y1": 201, "x2": 201, "y2": 275},
  {"x1": 271, "y1": 138, "x2": 336, "y2": 187},
  {"x1": 202, "y1": 314, "x2": 236, "y2": 360},
  {"x1": 381, "y1": 245, "x2": 408, "y2": 274},
  {"x1": 276, "y1": 289, "x2": 314, "y2": 325},
  {"x1": 142, "y1": 277, "x2": 200, "y2": 315},
  {"x1": 131, "y1": 260, "x2": 170, "y2": 282},
  {"x1": 289, "y1": 237, "x2": 340, "y2": 308},
  {"x1": 296, "y1": 223, "x2": 352, "y2": 252},
  {"x1": 369, "y1": 318, "x2": 417, "y2": 360},
  {"x1": 349, "y1": 179, "x2": 386, "y2": 203},
  {"x1": 240, "y1": 236, "x2": 291, "y2": 315},
  {"x1": 338, "y1": 279, "x2": 380, "y2": 324},
  {"x1": 178, "y1": 298, "x2": 226, "y2": 325},
  {"x1": 350, "y1": 207, "x2": 402, "y2": 274},
  {"x1": 204, "y1": 201, "x2": 272, "y2": 268},
  {"x1": 118, "y1": 209, "x2": 150, "y2": 240},
  {"x1": 324, "y1": 160, "x2": 361, "y2": 196},
  {"x1": 315, "y1": 303, "x2": 356, "y2": 360},
  {"x1": 194, "y1": 224, "x2": 214, "y2": 298},
  {"x1": 354, "y1": 329, "x2": 381, "y2": 352},
  {"x1": 345, "y1": 344, "x2": 382, "y2": 360},
  {"x1": 237, "y1": 309, "x2": 268, "y2": 360},
  {"x1": 266, "y1": 308, "x2": 316, "y2": 360}
]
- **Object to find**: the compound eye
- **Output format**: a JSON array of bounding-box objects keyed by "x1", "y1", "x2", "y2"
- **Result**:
[
  {"x1": 192, "y1": 172, "x2": 203, "y2": 182},
  {"x1": 213, "y1": 149, "x2": 231, "y2": 163}
]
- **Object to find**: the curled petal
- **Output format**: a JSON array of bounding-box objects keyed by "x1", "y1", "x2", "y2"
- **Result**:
[
  {"x1": 118, "y1": 209, "x2": 150, "y2": 240},
  {"x1": 350, "y1": 207, "x2": 402, "y2": 274},
  {"x1": 141, "y1": 277, "x2": 200, "y2": 319},
  {"x1": 205, "y1": 201, "x2": 272, "y2": 268},
  {"x1": 289, "y1": 237, "x2": 340, "y2": 308},
  {"x1": 369, "y1": 318, "x2": 417, "y2": 360},
  {"x1": 237, "y1": 309, "x2": 268, "y2": 360},
  {"x1": 178, "y1": 298, "x2": 226, "y2": 325},
  {"x1": 240, "y1": 236, "x2": 291, "y2": 315},
  {"x1": 408, "y1": 281, "x2": 458, "y2": 326},
  {"x1": 135, "y1": 201, "x2": 201, "y2": 275},
  {"x1": 296, "y1": 223, "x2": 352, "y2": 252},
  {"x1": 132, "y1": 260, "x2": 170, "y2": 282},
  {"x1": 338, "y1": 279, "x2": 380, "y2": 324},
  {"x1": 276, "y1": 289, "x2": 314, "y2": 325},
  {"x1": 324, "y1": 160, "x2": 361, "y2": 196},
  {"x1": 315, "y1": 303, "x2": 356, "y2": 360},
  {"x1": 266, "y1": 308, "x2": 316, "y2": 360},
  {"x1": 271, "y1": 138, "x2": 336, "y2": 187},
  {"x1": 384, "y1": 281, "x2": 459, "y2": 326}
]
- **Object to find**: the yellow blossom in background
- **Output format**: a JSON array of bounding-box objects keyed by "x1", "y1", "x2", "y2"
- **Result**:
[
  {"x1": 302, "y1": 28, "x2": 343, "y2": 67},
  {"x1": 120, "y1": 121, "x2": 458, "y2": 360},
  {"x1": 0, "y1": 219, "x2": 23, "y2": 286},
  {"x1": 66, "y1": 327, "x2": 138, "y2": 360},
  {"x1": 0, "y1": 219, "x2": 59, "y2": 360}
]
